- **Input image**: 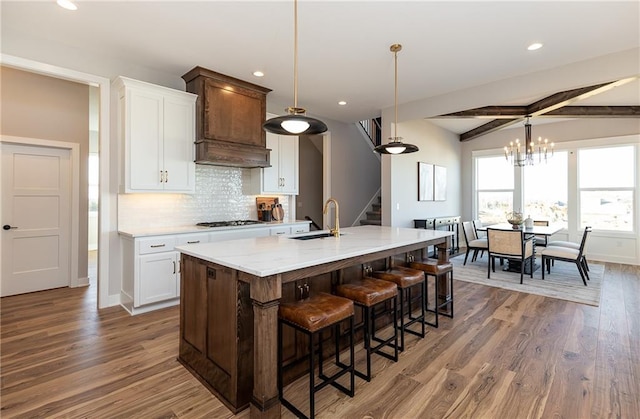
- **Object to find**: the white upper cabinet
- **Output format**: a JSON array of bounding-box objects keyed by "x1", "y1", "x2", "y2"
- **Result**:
[
  {"x1": 115, "y1": 76, "x2": 197, "y2": 193},
  {"x1": 247, "y1": 131, "x2": 299, "y2": 195}
]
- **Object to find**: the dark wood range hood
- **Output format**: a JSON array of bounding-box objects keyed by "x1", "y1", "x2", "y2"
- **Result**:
[{"x1": 182, "y1": 66, "x2": 272, "y2": 168}]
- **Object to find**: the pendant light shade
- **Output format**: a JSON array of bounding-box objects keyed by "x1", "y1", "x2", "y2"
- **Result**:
[
  {"x1": 263, "y1": 0, "x2": 327, "y2": 136},
  {"x1": 374, "y1": 44, "x2": 419, "y2": 155},
  {"x1": 263, "y1": 107, "x2": 327, "y2": 135}
]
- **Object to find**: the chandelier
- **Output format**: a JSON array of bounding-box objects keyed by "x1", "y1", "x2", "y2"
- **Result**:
[{"x1": 504, "y1": 116, "x2": 554, "y2": 167}]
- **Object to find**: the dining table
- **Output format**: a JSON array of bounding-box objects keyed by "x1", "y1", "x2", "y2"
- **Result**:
[{"x1": 476, "y1": 222, "x2": 563, "y2": 273}]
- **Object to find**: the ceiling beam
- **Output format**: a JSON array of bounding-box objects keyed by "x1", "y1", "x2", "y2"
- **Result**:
[
  {"x1": 438, "y1": 105, "x2": 640, "y2": 119},
  {"x1": 432, "y1": 76, "x2": 639, "y2": 142},
  {"x1": 543, "y1": 106, "x2": 640, "y2": 117}
]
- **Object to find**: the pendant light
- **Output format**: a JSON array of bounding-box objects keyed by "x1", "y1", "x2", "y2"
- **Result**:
[
  {"x1": 263, "y1": 0, "x2": 327, "y2": 135},
  {"x1": 374, "y1": 44, "x2": 419, "y2": 155}
]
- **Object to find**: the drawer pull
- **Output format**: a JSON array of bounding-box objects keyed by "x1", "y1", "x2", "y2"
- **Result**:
[
  {"x1": 187, "y1": 240, "x2": 200, "y2": 244},
  {"x1": 150, "y1": 244, "x2": 166, "y2": 248}
]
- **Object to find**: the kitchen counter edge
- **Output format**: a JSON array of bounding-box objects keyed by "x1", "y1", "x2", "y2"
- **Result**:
[{"x1": 118, "y1": 220, "x2": 311, "y2": 238}]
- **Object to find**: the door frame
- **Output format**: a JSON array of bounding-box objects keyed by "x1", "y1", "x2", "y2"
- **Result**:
[
  {"x1": 1, "y1": 54, "x2": 112, "y2": 308},
  {"x1": 1, "y1": 136, "x2": 80, "y2": 288}
]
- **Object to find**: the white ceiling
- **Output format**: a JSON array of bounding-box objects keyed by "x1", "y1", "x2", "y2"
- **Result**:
[{"x1": 2, "y1": 1, "x2": 639, "y2": 136}]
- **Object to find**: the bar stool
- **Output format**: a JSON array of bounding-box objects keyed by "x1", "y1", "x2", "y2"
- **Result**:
[
  {"x1": 371, "y1": 265, "x2": 426, "y2": 351},
  {"x1": 278, "y1": 292, "x2": 355, "y2": 419},
  {"x1": 336, "y1": 276, "x2": 399, "y2": 381},
  {"x1": 409, "y1": 257, "x2": 454, "y2": 328}
]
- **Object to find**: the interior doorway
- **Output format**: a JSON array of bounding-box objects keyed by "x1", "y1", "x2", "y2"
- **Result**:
[{"x1": 2, "y1": 54, "x2": 111, "y2": 309}]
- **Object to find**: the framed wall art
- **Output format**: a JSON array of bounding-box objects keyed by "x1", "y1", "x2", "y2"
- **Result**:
[{"x1": 418, "y1": 162, "x2": 434, "y2": 201}]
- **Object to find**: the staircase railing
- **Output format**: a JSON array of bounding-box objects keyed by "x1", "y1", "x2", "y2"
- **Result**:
[{"x1": 358, "y1": 117, "x2": 382, "y2": 148}]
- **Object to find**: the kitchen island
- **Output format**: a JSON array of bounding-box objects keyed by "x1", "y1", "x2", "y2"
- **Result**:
[{"x1": 176, "y1": 225, "x2": 453, "y2": 418}]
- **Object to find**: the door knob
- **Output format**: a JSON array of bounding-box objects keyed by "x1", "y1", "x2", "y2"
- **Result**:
[{"x1": 3, "y1": 225, "x2": 17, "y2": 230}]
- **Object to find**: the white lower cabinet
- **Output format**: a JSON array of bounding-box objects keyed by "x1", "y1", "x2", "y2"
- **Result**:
[
  {"x1": 122, "y1": 233, "x2": 210, "y2": 315},
  {"x1": 291, "y1": 224, "x2": 310, "y2": 234},
  {"x1": 270, "y1": 226, "x2": 291, "y2": 236},
  {"x1": 120, "y1": 223, "x2": 311, "y2": 314},
  {"x1": 138, "y1": 252, "x2": 179, "y2": 305}
]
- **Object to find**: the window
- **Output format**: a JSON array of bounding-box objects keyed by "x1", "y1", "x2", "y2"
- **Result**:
[
  {"x1": 523, "y1": 151, "x2": 568, "y2": 228},
  {"x1": 579, "y1": 146, "x2": 635, "y2": 231},
  {"x1": 476, "y1": 156, "x2": 514, "y2": 224}
]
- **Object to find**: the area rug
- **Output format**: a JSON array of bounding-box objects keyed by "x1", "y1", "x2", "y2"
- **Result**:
[{"x1": 450, "y1": 253, "x2": 604, "y2": 307}]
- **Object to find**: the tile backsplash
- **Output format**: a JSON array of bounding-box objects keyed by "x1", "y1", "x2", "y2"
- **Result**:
[{"x1": 118, "y1": 165, "x2": 288, "y2": 230}]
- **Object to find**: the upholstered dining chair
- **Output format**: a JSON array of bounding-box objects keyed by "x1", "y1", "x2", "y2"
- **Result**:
[
  {"x1": 487, "y1": 228, "x2": 535, "y2": 284},
  {"x1": 472, "y1": 219, "x2": 486, "y2": 238},
  {"x1": 541, "y1": 226, "x2": 592, "y2": 286},
  {"x1": 533, "y1": 220, "x2": 549, "y2": 247},
  {"x1": 461, "y1": 221, "x2": 487, "y2": 265}
]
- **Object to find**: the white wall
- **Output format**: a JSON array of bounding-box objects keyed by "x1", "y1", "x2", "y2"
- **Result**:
[{"x1": 381, "y1": 118, "x2": 462, "y2": 227}]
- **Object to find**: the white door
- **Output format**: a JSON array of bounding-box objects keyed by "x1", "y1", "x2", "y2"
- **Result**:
[{"x1": 1, "y1": 143, "x2": 71, "y2": 296}]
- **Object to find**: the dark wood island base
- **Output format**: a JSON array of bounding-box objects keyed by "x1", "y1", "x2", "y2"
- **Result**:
[{"x1": 177, "y1": 226, "x2": 452, "y2": 418}]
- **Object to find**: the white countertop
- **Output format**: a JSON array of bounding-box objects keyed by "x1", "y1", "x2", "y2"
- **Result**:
[
  {"x1": 118, "y1": 220, "x2": 311, "y2": 238},
  {"x1": 176, "y1": 225, "x2": 453, "y2": 277}
]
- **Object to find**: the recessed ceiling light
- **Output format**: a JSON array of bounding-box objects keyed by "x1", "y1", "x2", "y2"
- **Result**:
[
  {"x1": 57, "y1": 0, "x2": 78, "y2": 10},
  {"x1": 338, "y1": 101, "x2": 347, "y2": 106},
  {"x1": 253, "y1": 71, "x2": 264, "y2": 77},
  {"x1": 527, "y1": 43, "x2": 543, "y2": 51}
]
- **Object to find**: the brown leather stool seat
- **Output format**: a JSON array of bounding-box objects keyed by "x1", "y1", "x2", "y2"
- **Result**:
[
  {"x1": 410, "y1": 258, "x2": 454, "y2": 328},
  {"x1": 336, "y1": 277, "x2": 399, "y2": 381},
  {"x1": 372, "y1": 266, "x2": 426, "y2": 351},
  {"x1": 278, "y1": 292, "x2": 355, "y2": 419}
]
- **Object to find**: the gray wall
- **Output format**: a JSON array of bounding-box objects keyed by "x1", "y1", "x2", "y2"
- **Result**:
[
  {"x1": 323, "y1": 117, "x2": 381, "y2": 227},
  {"x1": 1, "y1": 66, "x2": 90, "y2": 282}
]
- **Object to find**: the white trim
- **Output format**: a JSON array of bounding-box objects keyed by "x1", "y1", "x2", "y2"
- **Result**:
[
  {"x1": 1, "y1": 54, "x2": 114, "y2": 308},
  {"x1": 0, "y1": 135, "x2": 80, "y2": 288},
  {"x1": 322, "y1": 131, "x2": 332, "y2": 228}
]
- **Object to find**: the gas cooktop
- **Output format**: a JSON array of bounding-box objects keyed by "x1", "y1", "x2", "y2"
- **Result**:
[{"x1": 196, "y1": 220, "x2": 264, "y2": 228}]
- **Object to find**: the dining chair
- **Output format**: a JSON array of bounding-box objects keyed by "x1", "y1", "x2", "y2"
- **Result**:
[
  {"x1": 541, "y1": 226, "x2": 592, "y2": 286},
  {"x1": 461, "y1": 221, "x2": 487, "y2": 265},
  {"x1": 533, "y1": 220, "x2": 549, "y2": 247},
  {"x1": 472, "y1": 219, "x2": 486, "y2": 238},
  {"x1": 487, "y1": 228, "x2": 535, "y2": 284}
]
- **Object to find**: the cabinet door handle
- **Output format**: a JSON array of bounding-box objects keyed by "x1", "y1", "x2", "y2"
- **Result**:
[
  {"x1": 173, "y1": 261, "x2": 176, "y2": 274},
  {"x1": 150, "y1": 244, "x2": 166, "y2": 248},
  {"x1": 186, "y1": 240, "x2": 200, "y2": 244},
  {"x1": 165, "y1": 171, "x2": 168, "y2": 183},
  {"x1": 160, "y1": 171, "x2": 164, "y2": 183}
]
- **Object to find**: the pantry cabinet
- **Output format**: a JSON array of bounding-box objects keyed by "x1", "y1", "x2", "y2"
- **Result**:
[{"x1": 114, "y1": 76, "x2": 197, "y2": 193}]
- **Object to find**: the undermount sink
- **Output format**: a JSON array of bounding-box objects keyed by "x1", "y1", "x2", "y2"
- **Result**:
[{"x1": 290, "y1": 232, "x2": 343, "y2": 240}]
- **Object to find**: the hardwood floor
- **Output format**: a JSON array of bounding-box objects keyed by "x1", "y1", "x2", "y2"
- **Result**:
[{"x1": 1, "y1": 262, "x2": 638, "y2": 418}]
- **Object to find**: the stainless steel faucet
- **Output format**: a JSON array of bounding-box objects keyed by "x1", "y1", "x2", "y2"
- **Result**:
[{"x1": 323, "y1": 198, "x2": 340, "y2": 237}]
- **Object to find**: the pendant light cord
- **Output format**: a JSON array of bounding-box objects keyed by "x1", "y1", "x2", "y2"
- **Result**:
[
  {"x1": 394, "y1": 46, "x2": 398, "y2": 139},
  {"x1": 293, "y1": 0, "x2": 298, "y2": 110}
]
